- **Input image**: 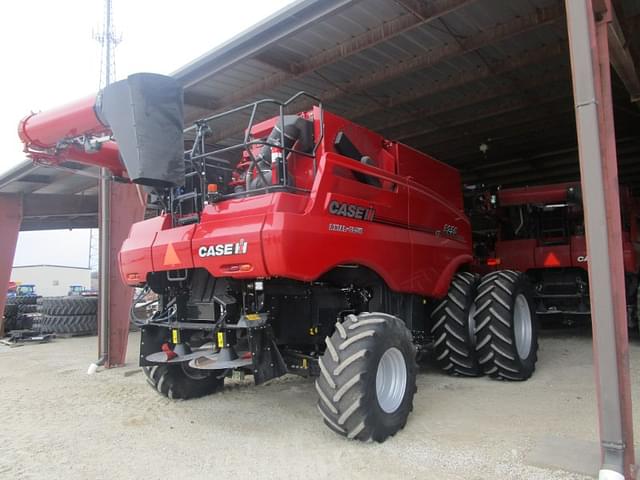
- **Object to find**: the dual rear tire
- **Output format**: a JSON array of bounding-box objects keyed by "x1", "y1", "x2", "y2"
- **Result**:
[
  {"x1": 430, "y1": 272, "x2": 482, "y2": 376},
  {"x1": 475, "y1": 270, "x2": 538, "y2": 380},
  {"x1": 431, "y1": 270, "x2": 538, "y2": 381}
]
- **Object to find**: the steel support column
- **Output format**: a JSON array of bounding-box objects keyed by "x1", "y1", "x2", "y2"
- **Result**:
[
  {"x1": 98, "y1": 181, "x2": 145, "y2": 367},
  {"x1": 565, "y1": 1, "x2": 636, "y2": 478},
  {"x1": 0, "y1": 194, "x2": 22, "y2": 338},
  {"x1": 97, "y1": 169, "x2": 110, "y2": 366}
]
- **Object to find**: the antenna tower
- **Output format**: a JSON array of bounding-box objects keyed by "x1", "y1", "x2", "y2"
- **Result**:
[{"x1": 89, "y1": 0, "x2": 121, "y2": 271}]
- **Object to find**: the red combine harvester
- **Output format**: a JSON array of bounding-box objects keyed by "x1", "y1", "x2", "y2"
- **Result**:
[
  {"x1": 471, "y1": 182, "x2": 639, "y2": 330},
  {"x1": 18, "y1": 73, "x2": 539, "y2": 441}
]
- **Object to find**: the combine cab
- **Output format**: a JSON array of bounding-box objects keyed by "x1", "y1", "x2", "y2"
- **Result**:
[
  {"x1": 19, "y1": 73, "x2": 540, "y2": 440},
  {"x1": 470, "y1": 182, "x2": 640, "y2": 329}
]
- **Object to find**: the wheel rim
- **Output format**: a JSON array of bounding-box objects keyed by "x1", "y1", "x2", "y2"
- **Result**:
[
  {"x1": 375, "y1": 347, "x2": 407, "y2": 414},
  {"x1": 514, "y1": 294, "x2": 533, "y2": 360}
]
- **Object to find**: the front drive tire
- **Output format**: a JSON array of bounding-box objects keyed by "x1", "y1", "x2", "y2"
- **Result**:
[
  {"x1": 474, "y1": 270, "x2": 538, "y2": 380},
  {"x1": 315, "y1": 312, "x2": 417, "y2": 442},
  {"x1": 143, "y1": 364, "x2": 224, "y2": 400}
]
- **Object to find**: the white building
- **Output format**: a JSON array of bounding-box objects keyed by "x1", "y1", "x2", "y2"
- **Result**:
[{"x1": 11, "y1": 265, "x2": 92, "y2": 297}]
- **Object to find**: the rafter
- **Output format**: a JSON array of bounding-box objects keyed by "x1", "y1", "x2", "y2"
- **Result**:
[
  {"x1": 208, "y1": 4, "x2": 565, "y2": 142},
  {"x1": 412, "y1": 100, "x2": 573, "y2": 151},
  {"x1": 607, "y1": 7, "x2": 640, "y2": 103},
  {"x1": 178, "y1": 0, "x2": 359, "y2": 88},
  {"x1": 358, "y1": 42, "x2": 568, "y2": 130},
  {"x1": 207, "y1": 0, "x2": 478, "y2": 113},
  {"x1": 376, "y1": 70, "x2": 570, "y2": 138},
  {"x1": 395, "y1": 92, "x2": 570, "y2": 143}
]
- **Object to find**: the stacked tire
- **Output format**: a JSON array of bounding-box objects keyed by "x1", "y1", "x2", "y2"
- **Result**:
[
  {"x1": 2, "y1": 299, "x2": 19, "y2": 333},
  {"x1": 41, "y1": 297, "x2": 98, "y2": 335},
  {"x1": 3, "y1": 296, "x2": 40, "y2": 333}
]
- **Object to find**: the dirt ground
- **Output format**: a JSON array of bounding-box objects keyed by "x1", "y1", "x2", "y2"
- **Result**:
[{"x1": 1, "y1": 328, "x2": 638, "y2": 480}]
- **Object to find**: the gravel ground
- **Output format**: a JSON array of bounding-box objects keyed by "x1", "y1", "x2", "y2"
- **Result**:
[{"x1": 0, "y1": 328, "x2": 638, "y2": 480}]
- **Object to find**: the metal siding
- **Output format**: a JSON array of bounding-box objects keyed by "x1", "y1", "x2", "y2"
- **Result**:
[{"x1": 11, "y1": 265, "x2": 92, "y2": 297}]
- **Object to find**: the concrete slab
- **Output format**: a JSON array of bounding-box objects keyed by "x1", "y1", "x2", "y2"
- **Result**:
[
  {"x1": 526, "y1": 436, "x2": 639, "y2": 478},
  {"x1": 1, "y1": 331, "x2": 638, "y2": 479}
]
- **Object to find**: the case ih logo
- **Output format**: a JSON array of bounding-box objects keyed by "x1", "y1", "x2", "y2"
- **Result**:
[
  {"x1": 198, "y1": 239, "x2": 248, "y2": 257},
  {"x1": 328, "y1": 200, "x2": 375, "y2": 221}
]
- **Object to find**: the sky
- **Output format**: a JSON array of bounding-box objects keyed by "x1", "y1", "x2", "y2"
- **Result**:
[{"x1": 1, "y1": 0, "x2": 296, "y2": 268}]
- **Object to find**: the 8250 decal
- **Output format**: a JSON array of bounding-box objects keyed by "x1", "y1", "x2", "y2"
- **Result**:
[{"x1": 439, "y1": 224, "x2": 458, "y2": 237}]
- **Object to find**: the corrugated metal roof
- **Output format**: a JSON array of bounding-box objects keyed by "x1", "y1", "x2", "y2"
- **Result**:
[
  {"x1": 171, "y1": 0, "x2": 639, "y2": 189},
  {"x1": 1, "y1": 0, "x2": 638, "y2": 232},
  {"x1": 0, "y1": 161, "x2": 98, "y2": 230}
]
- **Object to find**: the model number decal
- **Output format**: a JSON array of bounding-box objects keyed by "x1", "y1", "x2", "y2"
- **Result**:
[
  {"x1": 329, "y1": 223, "x2": 364, "y2": 234},
  {"x1": 437, "y1": 224, "x2": 458, "y2": 237},
  {"x1": 328, "y1": 200, "x2": 375, "y2": 221},
  {"x1": 198, "y1": 239, "x2": 248, "y2": 257}
]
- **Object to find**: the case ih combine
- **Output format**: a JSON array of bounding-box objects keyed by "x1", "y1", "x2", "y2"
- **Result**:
[
  {"x1": 18, "y1": 73, "x2": 539, "y2": 441},
  {"x1": 469, "y1": 182, "x2": 639, "y2": 330}
]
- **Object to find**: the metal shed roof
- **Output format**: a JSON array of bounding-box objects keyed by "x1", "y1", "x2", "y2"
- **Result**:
[
  {"x1": 1, "y1": 0, "x2": 638, "y2": 231},
  {"x1": 0, "y1": 161, "x2": 98, "y2": 230},
  {"x1": 173, "y1": 0, "x2": 639, "y2": 189}
]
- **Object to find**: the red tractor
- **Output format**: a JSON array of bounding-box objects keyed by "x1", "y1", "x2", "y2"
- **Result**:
[
  {"x1": 19, "y1": 73, "x2": 539, "y2": 441},
  {"x1": 469, "y1": 182, "x2": 640, "y2": 330}
]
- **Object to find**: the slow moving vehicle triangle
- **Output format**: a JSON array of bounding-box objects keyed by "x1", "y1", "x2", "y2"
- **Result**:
[
  {"x1": 543, "y1": 252, "x2": 561, "y2": 267},
  {"x1": 163, "y1": 243, "x2": 181, "y2": 266}
]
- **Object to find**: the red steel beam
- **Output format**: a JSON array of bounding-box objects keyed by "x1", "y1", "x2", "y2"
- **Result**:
[
  {"x1": 101, "y1": 182, "x2": 145, "y2": 367},
  {"x1": 565, "y1": 0, "x2": 635, "y2": 477},
  {"x1": 0, "y1": 194, "x2": 22, "y2": 338},
  {"x1": 593, "y1": 2, "x2": 636, "y2": 477}
]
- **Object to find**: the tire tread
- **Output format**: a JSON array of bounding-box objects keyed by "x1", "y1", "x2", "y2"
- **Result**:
[{"x1": 430, "y1": 272, "x2": 482, "y2": 376}]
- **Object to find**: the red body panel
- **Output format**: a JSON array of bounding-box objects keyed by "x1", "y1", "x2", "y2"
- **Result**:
[
  {"x1": 16, "y1": 95, "x2": 472, "y2": 299},
  {"x1": 492, "y1": 182, "x2": 639, "y2": 274},
  {"x1": 119, "y1": 216, "x2": 165, "y2": 284},
  {"x1": 498, "y1": 182, "x2": 577, "y2": 206},
  {"x1": 18, "y1": 95, "x2": 106, "y2": 148},
  {"x1": 494, "y1": 239, "x2": 537, "y2": 272},
  {"x1": 19, "y1": 93, "x2": 126, "y2": 176},
  {"x1": 153, "y1": 224, "x2": 196, "y2": 271},
  {"x1": 119, "y1": 110, "x2": 471, "y2": 299}
]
